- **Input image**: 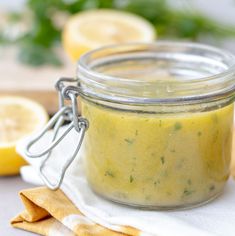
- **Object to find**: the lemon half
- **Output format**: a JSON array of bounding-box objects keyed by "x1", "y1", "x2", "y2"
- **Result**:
[
  {"x1": 0, "y1": 96, "x2": 48, "y2": 175},
  {"x1": 62, "y1": 9, "x2": 156, "y2": 60}
]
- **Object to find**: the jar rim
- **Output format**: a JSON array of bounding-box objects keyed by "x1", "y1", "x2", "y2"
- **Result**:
[{"x1": 77, "y1": 41, "x2": 235, "y2": 105}]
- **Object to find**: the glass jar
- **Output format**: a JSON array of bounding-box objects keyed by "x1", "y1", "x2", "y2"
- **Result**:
[{"x1": 26, "y1": 42, "x2": 235, "y2": 210}]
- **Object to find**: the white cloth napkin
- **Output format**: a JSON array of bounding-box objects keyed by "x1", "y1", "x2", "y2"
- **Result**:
[{"x1": 17, "y1": 126, "x2": 235, "y2": 236}]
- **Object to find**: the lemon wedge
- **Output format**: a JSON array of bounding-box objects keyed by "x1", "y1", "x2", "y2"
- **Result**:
[
  {"x1": 62, "y1": 9, "x2": 156, "y2": 60},
  {"x1": 0, "y1": 96, "x2": 48, "y2": 175}
]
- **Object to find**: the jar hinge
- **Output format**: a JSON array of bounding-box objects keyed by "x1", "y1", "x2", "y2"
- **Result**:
[{"x1": 25, "y1": 77, "x2": 89, "y2": 190}]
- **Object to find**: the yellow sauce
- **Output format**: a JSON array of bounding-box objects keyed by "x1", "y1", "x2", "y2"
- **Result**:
[{"x1": 82, "y1": 100, "x2": 233, "y2": 207}]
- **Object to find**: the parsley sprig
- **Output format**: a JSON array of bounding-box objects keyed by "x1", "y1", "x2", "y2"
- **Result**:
[{"x1": 2, "y1": 0, "x2": 235, "y2": 66}]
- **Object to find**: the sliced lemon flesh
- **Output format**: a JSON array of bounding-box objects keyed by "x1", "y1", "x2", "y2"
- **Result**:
[
  {"x1": 62, "y1": 9, "x2": 156, "y2": 60},
  {"x1": 0, "y1": 96, "x2": 48, "y2": 175}
]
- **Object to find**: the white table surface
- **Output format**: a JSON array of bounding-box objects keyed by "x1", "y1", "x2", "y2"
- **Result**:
[{"x1": 0, "y1": 176, "x2": 37, "y2": 235}]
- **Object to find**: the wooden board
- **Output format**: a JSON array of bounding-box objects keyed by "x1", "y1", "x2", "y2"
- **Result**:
[{"x1": 0, "y1": 47, "x2": 75, "y2": 114}]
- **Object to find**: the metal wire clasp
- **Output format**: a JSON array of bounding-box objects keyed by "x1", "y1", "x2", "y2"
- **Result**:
[{"x1": 25, "y1": 78, "x2": 88, "y2": 190}]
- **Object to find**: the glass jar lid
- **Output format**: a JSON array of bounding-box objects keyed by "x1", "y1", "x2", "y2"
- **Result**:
[{"x1": 77, "y1": 42, "x2": 235, "y2": 105}]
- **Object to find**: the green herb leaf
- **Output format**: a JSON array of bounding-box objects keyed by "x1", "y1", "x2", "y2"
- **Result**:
[
  {"x1": 17, "y1": 43, "x2": 62, "y2": 67},
  {"x1": 3, "y1": 0, "x2": 235, "y2": 67}
]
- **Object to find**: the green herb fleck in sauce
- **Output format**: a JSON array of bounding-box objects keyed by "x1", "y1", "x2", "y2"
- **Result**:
[
  {"x1": 198, "y1": 131, "x2": 202, "y2": 137},
  {"x1": 154, "y1": 180, "x2": 161, "y2": 186},
  {"x1": 174, "y1": 122, "x2": 182, "y2": 131},
  {"x1": 176, "y1": 159, "x2": 185, "y2": 169},
  {"x1": 183, "y1": 188, "x2": 195, "y2": 197},
  {"x1": 124, "y1": 138, "x2": 135, "y2": 144},
  {"x1": 187, "y1": 179, "x2": 192, "y2": 185},
  {"x1": 130, "y1": 175, "x2": 134, "y2": 183},
  {"x1": 213, "y1": 130, "x2": 219, "y2": 143},
  {"x1": 209, "y1": 185, "x2": 215, "y2": 191},
  {"x1": 160, "y1": 156, "x2": 165, "y2": 164},
  {"x1": 105, "y1": 170, "x2": 115, "y2": 178}
]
